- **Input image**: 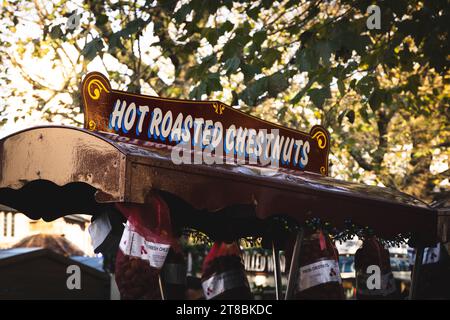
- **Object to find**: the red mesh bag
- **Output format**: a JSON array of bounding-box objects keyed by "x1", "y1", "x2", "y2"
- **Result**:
[
  {"x1": 355, "y1": 237, "x2": 396, "y2": 299},
  {"x1": 287, "y1": 230, "x2": 345, "y2": 299},
  {"x1": 201, "y1": 242, "x2": 253, "y2": 300},
  {"x1": 114, "y1": 193, "x2": 179, "y2": 300}
]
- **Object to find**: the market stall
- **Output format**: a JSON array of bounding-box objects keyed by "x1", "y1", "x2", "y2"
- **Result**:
[{"x1": 0, "y1": 72, "x2": 448, "y2": 299}]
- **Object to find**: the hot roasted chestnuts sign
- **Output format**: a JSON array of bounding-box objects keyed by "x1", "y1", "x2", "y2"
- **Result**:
[{"x1": 81, "y1": 72, "x2": 330, "y2": 175}]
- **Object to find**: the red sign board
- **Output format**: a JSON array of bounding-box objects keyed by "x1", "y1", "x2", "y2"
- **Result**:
[{"x1": 81, "y1": 72, "x2": 330, "y2": 175}]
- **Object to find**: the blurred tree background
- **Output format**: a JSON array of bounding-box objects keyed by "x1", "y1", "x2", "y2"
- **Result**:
[{"x1": 0, "y1": 0, "x2": 448, "y2": 202}]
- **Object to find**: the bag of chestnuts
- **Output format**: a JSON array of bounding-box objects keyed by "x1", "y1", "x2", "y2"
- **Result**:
[
  {"x1": 114, "y1": 193, "x2": 183, "y2": 300},
  {"x1": 201, "y1": 242, "x2": 253, "y2": 300},
  {"x1": 355, "y1": 236, "x2": 396, "y2": 299},
  {"x1": 287, "y1": 229, "x2": 345, "y2": 300}
]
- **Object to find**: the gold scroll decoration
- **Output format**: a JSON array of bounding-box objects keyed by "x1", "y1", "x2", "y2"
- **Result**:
[
  {"x1": 87, "y1": 79, "x2": 110, "y2": 100},
  {"x1": 312, "y1": 130, "x2": 327, "y2": 149}
]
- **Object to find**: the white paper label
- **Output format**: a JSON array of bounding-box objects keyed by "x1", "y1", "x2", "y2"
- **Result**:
[
  {"x1": 357, "y1": 271, "x2": 396, "y2": 296},
  {"x1": 298, "y1": 259, "x2": 342, "y2": 291},
  {"x1": 202, "y1": 270, "x2": 248, "y2": 300},
  {"x1": 119, "y1": 223, "x2": 170, "y2": 269},
  {"x1": 88, "y1": 213, "x2": 112, "y2": 250},
  {"x1": 145, "y1": 241, "x2": 171, "y2": 268}
]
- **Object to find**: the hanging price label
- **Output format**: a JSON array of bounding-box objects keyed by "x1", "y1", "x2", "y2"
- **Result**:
[{"x1": 119, "y1": 222, "x2": 170, "y2": 269}]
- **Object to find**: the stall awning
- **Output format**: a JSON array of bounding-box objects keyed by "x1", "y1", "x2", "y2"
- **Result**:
[{"x1": 0, "y1": 125, "x2": 445, "y2": 245}]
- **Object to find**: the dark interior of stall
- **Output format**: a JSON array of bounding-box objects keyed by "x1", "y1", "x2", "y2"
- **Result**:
[{"x1": 1, "y1": 179, "x2": 449, "y2": 300}]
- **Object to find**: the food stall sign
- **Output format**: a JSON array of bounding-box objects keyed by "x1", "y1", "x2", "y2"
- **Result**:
[{"x1": 81, "y1": 72, "x2": 330, "y2": 175}]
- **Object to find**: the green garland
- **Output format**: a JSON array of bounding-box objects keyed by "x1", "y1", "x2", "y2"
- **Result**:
[
  {"x1": 182, "y1": 227, "x2": 263, "y2": 248},
  {"x1": 303, "y1": 217, "x2": 410, "y2": 247},
  {"x1": 181, "y1": 217, "x2": 411, "y2": 248},
  {"x1": 182, "y1": 228, "x2": 213, "y2": 246}
]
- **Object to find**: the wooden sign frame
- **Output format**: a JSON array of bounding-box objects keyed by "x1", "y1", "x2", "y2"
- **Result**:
[{"x1": 81, "y1": 72, "x2": 330, "y2": 175}]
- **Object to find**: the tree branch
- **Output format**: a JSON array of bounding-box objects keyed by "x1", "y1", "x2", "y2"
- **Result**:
[{"x1": 348, "y1": 148, "x2": 374, "y2": 171}]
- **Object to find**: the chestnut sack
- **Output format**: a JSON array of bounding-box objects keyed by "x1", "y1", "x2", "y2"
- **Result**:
[
  {"x1": 114, "y1": 194, "x2": 186, "y2": 299},
  {"x1": 355, "y1": 237, "x2": 396, "y2": 299},
  {"x1": 287, "y1": 230, "x2": 345, "y2": 299},
  {"x1": 201, "y1": 242, "x2": 253, "y2": 300}
]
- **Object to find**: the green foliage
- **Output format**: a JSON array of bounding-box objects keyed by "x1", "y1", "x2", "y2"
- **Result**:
[
  {"x1": 0, "y1": 0, "x2": 448, "y2": 201},
  {"x1": 308, "y1": 87, "x2": 331, "y2": 109},
  {"x1": 82, "y1": 38, "x2": 104, "y2": 62}
]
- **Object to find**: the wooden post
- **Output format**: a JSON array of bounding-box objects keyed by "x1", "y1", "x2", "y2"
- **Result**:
[
  {"x1": 409, "y1": 245, "x2": 424, "y2": 300},
  {"x1": 285, "y1": 229, "x2": 304, "y2": 300},
  {"x1": 272, "y1": 241, "x2": 283, "y2": 300},
  {"x1": 159, "y1": 274, "x2": 166, "y2": 300}
]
